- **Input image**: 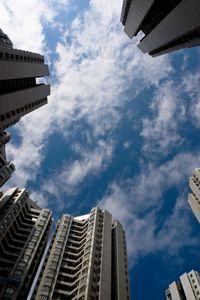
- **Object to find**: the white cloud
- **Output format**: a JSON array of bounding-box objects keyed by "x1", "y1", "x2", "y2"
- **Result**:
[
  {"x1": 181, "y1": 72, "x2": 200, "y2": 128},
  {"x1": 30, "y1": 190, "x2": 48, "y2": 208},
  {"x1": 3, "y1": 0, "x2": 173, "y2": 190},
  {"x1": 141, "y1": 81, "x2": 185, "y2": 156},
  {"x1": 37, "y1": 140, "x2": 113, "y2": 204},
  {"x1": 98, "y1": 151, "x2": 200, "y2": 264},
  {"x1": 0, "y1": 0, "x2": 58, "y2": 52}
]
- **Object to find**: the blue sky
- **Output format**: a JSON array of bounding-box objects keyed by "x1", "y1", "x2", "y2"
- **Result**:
[{"x1": 1, "y1": 0, "x2": 200, "y2": 298}]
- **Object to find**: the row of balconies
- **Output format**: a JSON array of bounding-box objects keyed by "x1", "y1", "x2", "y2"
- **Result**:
[
  {"x1": 0, "y1": 49, "x2": 44, "y2": 64},
  {"x1": 0, "y1": 202, "x2": 33, "y2": 237}
]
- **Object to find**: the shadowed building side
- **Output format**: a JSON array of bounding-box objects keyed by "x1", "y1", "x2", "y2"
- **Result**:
[
  {"x1": 0, "y1": 28, "x2": 50, "y2": 187},
  {"x1": 0, "y1": 131, "x2": 15, "y2": 187},
  {"x1": 0, "y1": 30, "x2": 50, "y2": 131},
  {"x1": 112, "y1": 220, "x2": 130, "y2": 300},
  {"x1": 121, "y1": 0, "x2": 200, "y2": 57}
]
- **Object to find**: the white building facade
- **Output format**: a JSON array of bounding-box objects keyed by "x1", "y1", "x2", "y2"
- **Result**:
[
  {"x1": 34, "y1": 207, "x2": 130, "y2": 300},
  {"x1": 165, "y1": 270, "x2": 200, "y2": 300}
]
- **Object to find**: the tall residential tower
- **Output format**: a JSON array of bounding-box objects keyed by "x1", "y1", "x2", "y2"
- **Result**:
[
  {"x1": 121, "y1": 0, "x2": 200, "y2": 56},
  {"x1": 0, "y1": 131, "x2": 15, "y2": 187},
  {"x1": 188, "y1": 168, "x2": 200, "y2": 223},
  {"x1": 33, "y1": 207, "x2": 130, "y2": 300},
  {"x1": 0, "y1": 187, "x2": 52, "y2": 300},
  {"x1": 165, "y1": 270, "x2": 200, "y2": 299},
  {"x1": 0, "y1": 28, "x2": 50, "y2": 130},
  {"x1": 0, "y1": 28, "x2": 50, "y2": 186}
]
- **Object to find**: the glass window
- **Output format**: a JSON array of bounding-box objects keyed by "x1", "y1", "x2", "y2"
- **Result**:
[
  {"x1": 15, "y1": 270, "x2": 23, "y2": 276},
  {"x1": 6, "y1": 287, "x2": 15, "y2": 294},
  {"x1": 79, "y1": 285, "x2": 86, "y2": 293}
]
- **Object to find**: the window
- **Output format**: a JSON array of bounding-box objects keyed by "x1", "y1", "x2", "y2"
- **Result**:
[
  {"x1": 82, "y1": 267, "x2": 88, "y2": 275},
  {"x1": 43, "y1": 285, "x2": 50, "y2": 292},
  {"x1": 6, "y1": 287, "x2": 15, "y2": 294},
  {"x1": 23, "y1": 255, "x2": 29, "y2": 263},
  {"x1": 15, "y1": 270, "x2": 23, "y2": 276},
  {"x1": 81, "y1": 277, "x2": 87, "y2": 284},
  {"x1": 19, "y1": 262, "x2": 26, "y2": 268},
  {"x1": 79, "y1": 285, "x2": 86, "y2": 293},
  {"x1": 40, "y1": 296, "x2": 48, "y2": 300}
]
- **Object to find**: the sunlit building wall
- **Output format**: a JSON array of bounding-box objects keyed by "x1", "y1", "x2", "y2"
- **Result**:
[
  {"x1": 34, "y1": 207, "x2": 130, "y2": 300},
  {"x1": 165, "y1": 270, "x2": 200, "y2": 300},
  {"x1": 188, "y1": 168, "x2": 200, "y2": 223}
]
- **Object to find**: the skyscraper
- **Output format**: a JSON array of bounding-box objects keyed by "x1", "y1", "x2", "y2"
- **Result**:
[
  {"x1": 0, "y1": 187, "x2": 52, "y2": 300},
  {"x1": 165, "y1": 270, "x2": 200, "y2": 299},
  {"x1": 0, "y1": 28, "x2": 50, "y2": 186},
  {"x1": 0, "y1": 131, "x2": 15, "y2": 187},
  {"x1": 0, "y1": 28, "x2": 50, "y2": 130},
  {"x1": 120, "y1": 0, "x2": 200, "y2": 56},
  {"x1": 33, "y1": 207, "x2": 130, "y2": 300},
  {"x1": 188, "y1": 168, "x2": 200, "y2": 223}
]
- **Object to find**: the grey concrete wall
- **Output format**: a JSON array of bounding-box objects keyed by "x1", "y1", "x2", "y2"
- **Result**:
[
  {"x1": 99, "y1": 210, "x2": 112, "y2": 300},
  {"x1": 124, "y1": 0, "x2": 155, "y2": 38},
  {"x1": 0, "y1": 84, "x2": 50, "y2": 114},
  {"x1": 0, "y1": 60, "x2": 49, "y2": 80},
  {"x1": 138, "y1": 0, "x2": 200, "y2": 53},
  {"x1": 113, "y1": 221, "x2": 130, "y2": 300}
]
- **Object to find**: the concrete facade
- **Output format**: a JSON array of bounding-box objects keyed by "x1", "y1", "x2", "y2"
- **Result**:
[
  {"x1": 165, "y1": 270, "x2": 200, "y2": 299},
  {"x1": 0, "y1": 29, "x2": 50, "y2": 186},
  {"x1": 121, "y1": 0, "x2": 200, "y2": 56},
  {"x1": 188, "y1": 168, "x2": 200, "y2": 223},
  {"x1": 0, "y1": 131, "x2": 15, "y2": 187},
  {"x1": 0, "y1": 187, "x2": 52, "y2": 300},
  {"x1": 33, "y1": 207, "x2": 130, "y2": 300},
  {"x1": 0, "y1": 34, "x2": 50, "y2": 130}
]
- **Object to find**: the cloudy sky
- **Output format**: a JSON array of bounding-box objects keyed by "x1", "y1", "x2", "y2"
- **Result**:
[{"x1": 1, "y1": 0, "x2": 200, "y2": 298}]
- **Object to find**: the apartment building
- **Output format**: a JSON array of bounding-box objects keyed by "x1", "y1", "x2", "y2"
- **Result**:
[
  {"x1": 188, "y1": 168, "x2": 200, "y2": 223},
  {"x1": 165, "y1": 270, "x2": 200, "y2": 299},
  {"x1": 0, "y1": 187, "x2": 52, "y2": 299},
  {"x1": 0, "y1": 131, "x2": 15, "y2": 187},
  {"x1": 33, "y1": 207, "x2": 130, "y2": 300},
  {"x1": 0, "y1": 28, "x2": 50, "y2": 130},
  {"x1": 121, "y1": 0, "x2": 200, "y2": 56},
  {"x1": 0, "y1": 28, "x2": 50, "y2": 186}
]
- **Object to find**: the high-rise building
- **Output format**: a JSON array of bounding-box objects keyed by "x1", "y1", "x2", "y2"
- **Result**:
[
  {"x1": 0, "y1": 28, "x2": 50, "y2": 130},
  {"x1": 33, "y1": 207, "x2": 130, "y2": 300},
  {"x1": 165, "y1": 270, "x2": 200, "y2": 299},
  {"x1": 188, "y1": 168, "x2": 200, "y2": 223},
  {"x1": 0, "y1": 131, "x2": 15, "y2": 187},
  {"x1": 0, "y1": 187, "x2": 52, "y2": 300},
  {"x1": 120, "y1": 0, "x2": 200, "y2": 56},
  {"x1": 0, "y1": 29, "x2": 13, "y2": 49},
  {"x1": 0, "y1": 28, "x2": 50, "y2": 187}
]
